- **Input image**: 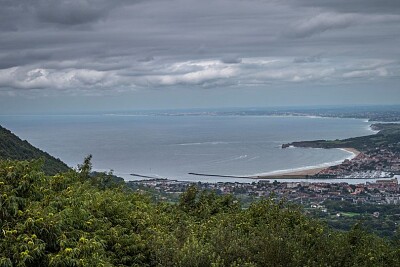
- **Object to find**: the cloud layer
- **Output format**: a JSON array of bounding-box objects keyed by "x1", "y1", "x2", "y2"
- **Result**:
[{"x1": 0, "y1": 0, "x2": 399, "y2": 94}]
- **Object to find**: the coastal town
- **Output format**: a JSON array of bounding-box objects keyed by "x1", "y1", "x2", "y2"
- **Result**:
[
  {"x1": 281, "y1": 123, "x2": 400, "y2": 179},
  {"x1": 128, "y1": 176, "x2": 400, "y2": 206},
  {"x1": 315, "y1": 146, "x2": 400, "y2": 179},
  {"x1": 127, "y1": 174, "x2": 400, "y2": 237}
]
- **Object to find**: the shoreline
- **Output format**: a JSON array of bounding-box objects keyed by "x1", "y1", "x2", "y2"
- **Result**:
[
  {"x1": 340, "y1": 147, "x2": 361, "y2": 157},
  {"x1": 253, "y1": 147, "x2": 361, "y2": 179},
  {"x1": 130, "y1": 147, "x2": 364, "y2": 181}
]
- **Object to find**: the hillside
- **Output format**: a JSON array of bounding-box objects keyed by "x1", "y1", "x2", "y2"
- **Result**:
[
  {"x1": 1, "y1": 159, "x2": 399, "y2": 266},
  {"x1": 0, "y1": 125, "x2": 70, "y2": 175}
]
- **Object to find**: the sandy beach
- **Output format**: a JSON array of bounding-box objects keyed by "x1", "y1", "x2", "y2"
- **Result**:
[
  {"x1": 254, "y1": 147, "x2": 361, "y2": 179},
  {"x1": 340, "y1": 147, "x2": 361, "y2": 156}
]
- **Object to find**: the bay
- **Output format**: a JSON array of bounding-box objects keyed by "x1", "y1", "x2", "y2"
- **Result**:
[{"x1": 0, "y1": 112, "x2": 374, "y2": 183}]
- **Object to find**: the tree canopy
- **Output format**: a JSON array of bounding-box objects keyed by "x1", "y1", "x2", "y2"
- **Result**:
[{"x1": 1, "y1": 159, "x2": 400, "y2": 266}]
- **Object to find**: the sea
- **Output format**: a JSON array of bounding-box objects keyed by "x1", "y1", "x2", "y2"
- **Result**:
[{"x1": 0, "y1": 111, "x2": 378, "y2": 184}]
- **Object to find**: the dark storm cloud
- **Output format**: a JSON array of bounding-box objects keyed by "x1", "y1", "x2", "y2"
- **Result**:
[
  {"x1": 293, "y1": 55, "x2": 321, "y2": 64},
  {"x1": 0, "y1": 0, "x2": 139, "y2": 28},
  {"x1": 221, "y1": 56, "x2": 242, "y2": 64},
  {"x1": 286, "y1": 13, "x2": 357, "y2": 38},
  {"x1": 36, "y1": 1, "x2": 110, "y2": 25},
  {"x1": 0, "y1": 51, "x2": 52, "y2": 69},
  {"x1": 138, "y1": 56, "x2": 155, "y2": 63},
  {"x1": 35, "y1": 0, "x2": 140, "y2": 25}
]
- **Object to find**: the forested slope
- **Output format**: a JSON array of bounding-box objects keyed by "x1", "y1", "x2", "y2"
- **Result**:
[
  {"x1": 1, "y1": 159, "x2": 399, "y2": 267},
  {"x1": 0, "y1": 125, "x2": 69, "y2": 175}
]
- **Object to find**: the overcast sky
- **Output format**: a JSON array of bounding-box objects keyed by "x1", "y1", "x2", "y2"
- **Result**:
[{"x1": 0, "y1": 0, "x2": 399, "y2": 114}]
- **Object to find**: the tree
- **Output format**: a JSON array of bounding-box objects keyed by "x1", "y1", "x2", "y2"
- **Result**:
[{"x1": 77, "y1": 154, "x2": 92, "y2": 179}]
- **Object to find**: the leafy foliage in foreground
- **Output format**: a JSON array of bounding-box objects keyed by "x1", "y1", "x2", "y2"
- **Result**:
[
  {"x1": 1, "y1": 159, "x2": 400, "y2": 266},
  {"x1": 0, "y1": 125, "x2": 69, "y2": 175}
]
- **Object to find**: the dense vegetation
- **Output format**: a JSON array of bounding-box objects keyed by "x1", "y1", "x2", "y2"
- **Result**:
[
  {"x1": 1, "y1": 159, "x2": 400, "y2": 266},
  {"x1": 310, "y1": 200, "x2": 400, "y2": 238},
  {"x1": 0, "y1": 125, "x2": 69, "y2": 175},
  {"x1": 283, "y1": 123, "x2": 400, "y2": 152}
]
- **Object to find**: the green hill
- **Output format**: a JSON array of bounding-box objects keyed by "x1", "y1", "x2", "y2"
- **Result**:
[{"x1": 0, "y1": 125, "x2": 70, "y2": 175}]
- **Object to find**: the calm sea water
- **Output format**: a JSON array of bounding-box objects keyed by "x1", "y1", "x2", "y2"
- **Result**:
[{"x1": 0, "y1": 113, "x2": 374, "y2": 183}]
